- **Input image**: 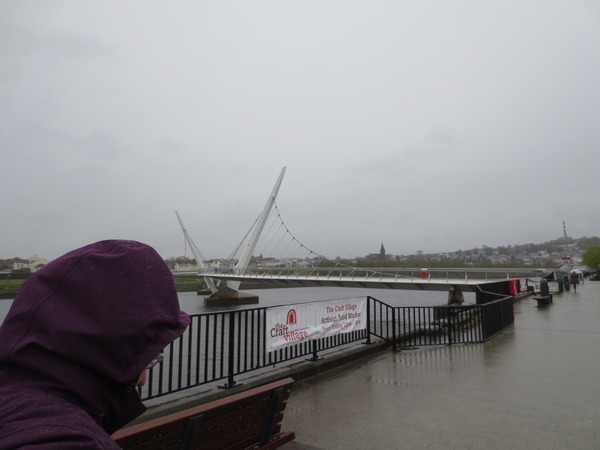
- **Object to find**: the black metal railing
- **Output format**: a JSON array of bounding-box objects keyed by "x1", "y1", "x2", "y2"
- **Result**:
[
  {"x1": 367, "y1": 294, "x2": 514, "y2": 349},
  {"x1": 141, "y1": 306, "x2": 367, "y2": 400},
  {"x1": 141, "y1": 294, "x2": 514, "y2": 400},
  {"x1": 479, "y1": 293, "x2": 515, "y2": 340}
]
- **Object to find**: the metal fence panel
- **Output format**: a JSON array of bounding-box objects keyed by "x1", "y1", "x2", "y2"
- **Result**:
[{"x1": 140, "y1": 295, "x2": 514, "y2": 400}]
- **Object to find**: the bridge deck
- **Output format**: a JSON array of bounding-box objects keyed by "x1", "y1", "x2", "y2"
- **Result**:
[{"x1": 191, "y1": 269, "x2": 542, "y2": 292}]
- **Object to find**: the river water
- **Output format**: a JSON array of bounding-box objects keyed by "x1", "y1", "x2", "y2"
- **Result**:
[{"x1": 0, "y1": 287, "x2": 474, "y2": 322}]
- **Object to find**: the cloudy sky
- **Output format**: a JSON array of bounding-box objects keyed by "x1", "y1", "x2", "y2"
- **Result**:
[{"x1": 1, "y1": 1, "x2": 599, "y2": 261}]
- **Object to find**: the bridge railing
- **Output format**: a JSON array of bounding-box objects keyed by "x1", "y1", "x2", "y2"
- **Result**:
[
  {"x1": 199, "y1": 266, "x2": 547, "y2": 283},
  {"x1": 141, "y1": 294, "x2": 515, "y2": 401}
]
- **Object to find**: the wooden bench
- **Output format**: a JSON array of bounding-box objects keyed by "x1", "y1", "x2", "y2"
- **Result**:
[{"x1": 112, "y1": 377, "x2": 295, "y2": 450}]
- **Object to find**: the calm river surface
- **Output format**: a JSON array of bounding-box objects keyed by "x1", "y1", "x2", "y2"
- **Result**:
[{"x1": 0, "y1": 287, "x2": 475, "y2": 322}]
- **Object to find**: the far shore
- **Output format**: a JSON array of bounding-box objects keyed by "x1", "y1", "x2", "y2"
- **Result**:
[{"x1": 0, "y1": 278, "x2": 280, "y2": 300}]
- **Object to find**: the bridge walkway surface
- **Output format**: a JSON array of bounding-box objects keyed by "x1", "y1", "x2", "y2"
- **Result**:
[{"x1": 280, "y1": 281, "x2": 600, "y2": 449}]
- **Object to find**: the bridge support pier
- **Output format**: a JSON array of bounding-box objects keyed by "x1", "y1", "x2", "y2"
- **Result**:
[{"x1": 204, "y1": 286, "x2": 259, "y2": 307}]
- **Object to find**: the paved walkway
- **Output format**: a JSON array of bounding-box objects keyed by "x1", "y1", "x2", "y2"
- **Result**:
[{"x1": 281, "y1": 281, "x2": 600, "y2": 449}]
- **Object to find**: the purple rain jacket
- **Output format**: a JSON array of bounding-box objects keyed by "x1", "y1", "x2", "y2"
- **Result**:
[{"x1": 0, "y1": 240, "x2": 191, "y2": 449}]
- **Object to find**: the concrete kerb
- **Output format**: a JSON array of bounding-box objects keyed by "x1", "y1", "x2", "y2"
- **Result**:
[{"x1": 135, "y1": 338, "x2": 390, "y2": 424}]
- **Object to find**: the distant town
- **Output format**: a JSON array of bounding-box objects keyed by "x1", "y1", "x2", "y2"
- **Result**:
[{"x1": 4, "y1": 236, "x2": 597, "y2": 275}]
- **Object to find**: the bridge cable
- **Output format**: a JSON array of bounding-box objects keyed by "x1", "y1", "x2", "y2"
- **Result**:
[{"x1": 223, "y1": 202, "x2": 391, "y2": 279}]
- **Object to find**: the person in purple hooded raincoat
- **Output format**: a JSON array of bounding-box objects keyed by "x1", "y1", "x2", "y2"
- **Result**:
[{"x1": 0, "y1": 240, "x2": 191, "y2": 449}]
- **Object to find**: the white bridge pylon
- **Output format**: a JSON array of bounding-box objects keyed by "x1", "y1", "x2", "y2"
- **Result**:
[
  {"x1": 175, "y1": 210, "x2": 217, "y2": 293},
  {"x1": 176, "y1": 166, "x2": 287, "y2": 294},
  {"x1": 228, "y1": 166, "x2": 286, "y2": 291}
]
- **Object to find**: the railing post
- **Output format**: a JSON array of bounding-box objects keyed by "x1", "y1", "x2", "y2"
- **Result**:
[
  {"x1": 364, "y1": 296, "x2": 372, "y2": 344},
  {"x1": 392, "y1": 307, "x2": 398, "y2": 350},
  {"x1": 447, "y1": 308, "x2": 453, "y2": 345},
  {"x1": 220, "y1": 311, "x2": 238, "y2": 388},
  {"x1": 480, "y1": 304, "x2": 488, "y2": 341},
  {"x1": 306, "y1": 339, "x2": 322, "y2": 361}
]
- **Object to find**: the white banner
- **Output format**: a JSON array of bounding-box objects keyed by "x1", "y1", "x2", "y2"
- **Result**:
[{"x1": 266, "y1": 297, "x2": 367, "y2": 352}]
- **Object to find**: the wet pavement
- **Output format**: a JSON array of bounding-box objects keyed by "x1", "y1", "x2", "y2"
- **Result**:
[{"x1": 281, "y1": 281, "x2": 600, "y2": 449}]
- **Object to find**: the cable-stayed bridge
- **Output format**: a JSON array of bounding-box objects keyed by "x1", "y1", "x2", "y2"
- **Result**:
[{"x1": 176, "y1": 167, "x2": 551, "y2": 302}]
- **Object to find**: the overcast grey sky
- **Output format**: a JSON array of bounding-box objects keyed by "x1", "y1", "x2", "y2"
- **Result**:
[{"x1": 1, "y1": 1, "x2": 599, "y2": 261}]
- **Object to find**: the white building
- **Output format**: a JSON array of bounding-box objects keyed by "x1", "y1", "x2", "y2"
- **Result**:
[{"x1": 13, "y1": 256, "x2": 49, "y2": 272}]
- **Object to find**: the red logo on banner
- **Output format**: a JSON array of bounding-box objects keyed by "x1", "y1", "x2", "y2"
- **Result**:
[{"x1": 287, "y1": 309, "x2": 297, "y2": 325}]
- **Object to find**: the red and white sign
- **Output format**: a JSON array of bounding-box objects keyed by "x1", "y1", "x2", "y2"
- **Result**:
[
  {"x1": 266, "y1": 297, "x2": 367, "y2": 352},
  {"x1": 519, "y1": 278, "x2": 528, "y2": 293}
]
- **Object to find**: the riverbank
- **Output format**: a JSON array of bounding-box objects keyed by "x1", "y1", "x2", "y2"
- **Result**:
[
  {"x1": 0, "y1": 276, "x2": 218, "y2": 300},
  {"x1": 0, "y1": 279, "x2": 26, "y2": 299},
  {"x1": 0, "y1": 276, "x2": 294, "y2": 300}
]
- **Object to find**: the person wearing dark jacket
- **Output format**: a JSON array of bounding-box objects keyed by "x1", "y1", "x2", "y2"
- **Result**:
[
  {"x1": 0, "y1": 240, "x2": 191, "y2": 449},
  {"x1": 569, "y1": 271, "x2": 579, "y2": 292}
]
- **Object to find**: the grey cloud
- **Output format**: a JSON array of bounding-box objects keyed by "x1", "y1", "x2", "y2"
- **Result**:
[{"x1": 1, "y1": 1, "x2": 599, "y2": 260}]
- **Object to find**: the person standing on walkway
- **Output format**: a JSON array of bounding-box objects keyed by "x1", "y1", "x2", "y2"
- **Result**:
[
  {"x1": 0, "y1": 240, "x2": 191, "y2": 449},
  {"x1": 570, "y1": 271, "x2": 579, "y2": 292},
  {"x1": 447, "y1": 286, "x2": 464, "y2": 305}
]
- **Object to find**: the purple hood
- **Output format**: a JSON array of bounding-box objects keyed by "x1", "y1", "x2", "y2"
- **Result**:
[{"x1": 0, "y1": 240, "x2": 190, "y2": 434}]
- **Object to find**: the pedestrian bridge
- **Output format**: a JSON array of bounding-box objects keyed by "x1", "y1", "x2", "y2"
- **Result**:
[
  {"x1": 183, "y1": 267, "x2": 549, "y2": 293},
  {"x1": 175, "y1": 167, "x2": 551, "y2": 298}
]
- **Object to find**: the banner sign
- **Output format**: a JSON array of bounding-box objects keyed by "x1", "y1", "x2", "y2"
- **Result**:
[
  {"x1": 519, "y1": 278, "x2": 528, "y2": 293},
  {"x1": 266, "y1": 297, "x2": 367, "y2": 352}
]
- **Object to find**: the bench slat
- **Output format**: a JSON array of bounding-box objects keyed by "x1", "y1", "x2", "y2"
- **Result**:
[
  {"x1": 196, "y1": 407, "x2": 287, "y2": 445},
  {"x1": 194, "y1": 409, "x2": 283, "y2": 447}
]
